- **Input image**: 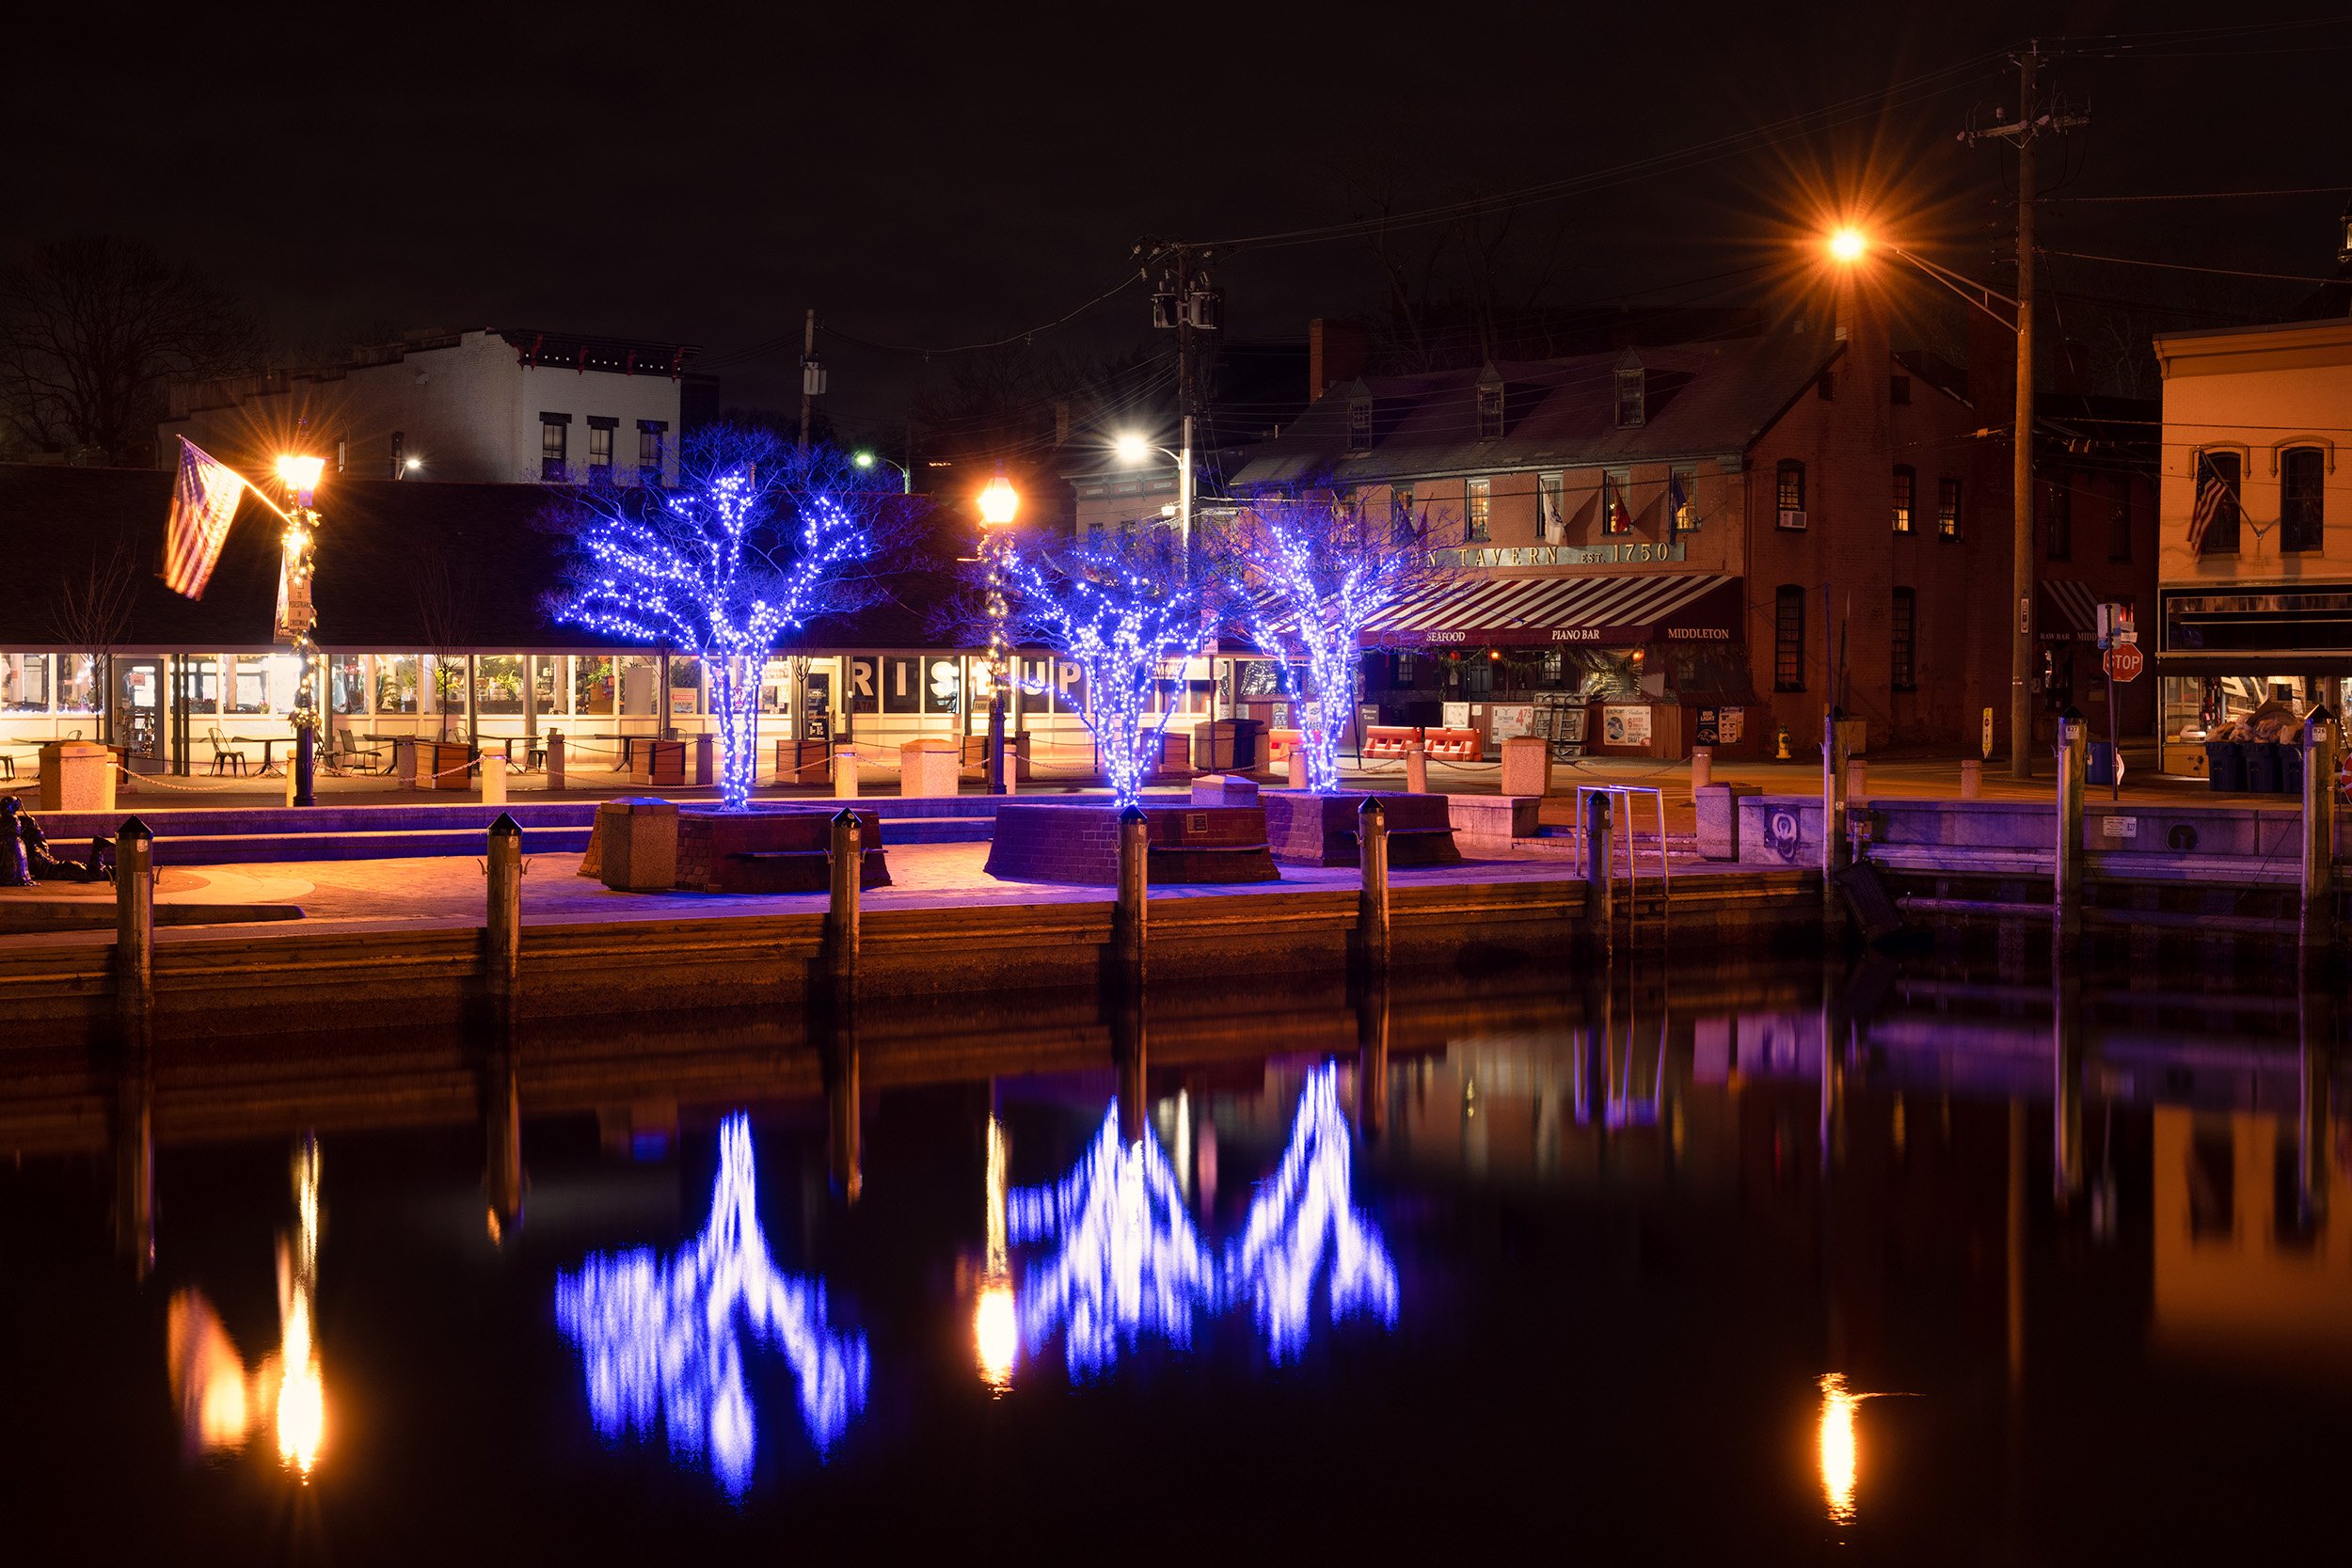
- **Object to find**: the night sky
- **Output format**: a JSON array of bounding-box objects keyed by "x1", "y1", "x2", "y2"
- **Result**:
[{"x1": 14, "y1": 2, "x2": 2349, "y2": 437}]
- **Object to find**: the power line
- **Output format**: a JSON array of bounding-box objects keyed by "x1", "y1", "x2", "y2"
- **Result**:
[
  {"x1": 2040, "y1": 248, "x2": 2344, "y2": 284},
  {"x1": 2044, "y1": 185, "x2": 2352, "y2": 204}
]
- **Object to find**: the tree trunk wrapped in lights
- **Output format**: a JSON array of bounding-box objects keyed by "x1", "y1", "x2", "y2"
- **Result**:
[
  {"x1": 540, "y1": 429, "x2": 913, "y2": 810},
  {"x1": 996, "y1": 528, "x2": 1216, "y2": 809},
  {"x1": 1207, "y1": 486, "x2": 1465, "y2": 794}
]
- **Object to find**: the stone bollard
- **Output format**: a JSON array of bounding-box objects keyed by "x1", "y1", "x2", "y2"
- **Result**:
[
  {"x1": 40, "y1": 740, "x2": 116, "y2": 813},
  {"x1": 485, "y1": 813, "x2": 522, "y2": 1005},
  {"x1": 1357, "y1": 795, "x2": 1391, "y2": 976},
  {"x1": 1960, "y1": 758, "x2": 1981, "y2": 800},
  {"x1": 596, "y1": 797, "x2": 679, "y2": 892},
  {"x1": 1822, "y1": 708, "x2": 1848, "y2": 935},
  {"x1": 1406, "y1": 739, "x2": 1428, "y2": 796},
  {"x1": 1691, "y1": 746, "x2": 1712, "y2": 792},
  {"x1": 999, "y1": 739, "x2": 1019, "y2": 797},
  {"x1": 548, "y1": 730, "x2": 565, "y2": 791},
  {"x1": 1582, "y1": 787, "x2": 1613, "y2": 952},
  {"x1": 1500, "y1": 735, "x2": 1551, "y2": 798},
  {"x1": 834, "y1": 745, "x2": 859, "y2": 800},
  {"x1": 1285, "y1": 748, "x2": 1307, "y2": 790},
  {"x1": 114, "y1": 816, "x2": 154, "y2": 1017},
  {"x1": 2301, "y1": 711, "x2": 2337, "y2": 952},
  {"x1": 480, "y1": 757, "x2": 507, "y2": 806},
  {"x1": 1114, "y1": 803, "x2": 1150, "y2": 989},
  {"x1": 2055, "y1": 718, "x2": 2087, "y2": 943},
  {"x1": 824, "y1": 808, "x2": 863, "y2": 1008},
  {"x1": 694, "y1": 734, "x2": 715, "y2": 788}
]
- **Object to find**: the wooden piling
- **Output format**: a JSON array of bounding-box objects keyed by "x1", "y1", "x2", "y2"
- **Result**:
[
  {"x1": 2052, "y1": 937, "x2": 2083, "y2": 1208},
  {"x1": 1354, "y1": 971, "x2": 1391, "y2": 1139},
  {"x1": 825, "y1": 808, "x2": 863, "y2": 1006},
  {"x1": 1357, "y1": 795, "x2": 1391, "y2": 976},
  {"x1": 2055, "y1": 718, "x2": 2087, "y2": 943},
  {"x1": 1114, "y1": 803, "x2": 1149, "y2": 990},
  {"x1": 485, "y1": 813, "x2": 522, "y2": 1004},
  {"x1": 2299, "y1": 966, "x2": 2332, "y2": 1226},
  {"x1": 2302, "y1": 712, "x2": 2336, "y2": 952},
  {"x1": 114, "y1": 816, "x2": 153, "y2": 1018},
  {"x1": 1583, "y1": 788, "x2": 1613, "y2": 953}
]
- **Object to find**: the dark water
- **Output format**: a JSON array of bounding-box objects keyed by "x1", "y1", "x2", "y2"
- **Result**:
[{"x1": 4, "y1": 955, "x2": 2347, "y2": 1563}]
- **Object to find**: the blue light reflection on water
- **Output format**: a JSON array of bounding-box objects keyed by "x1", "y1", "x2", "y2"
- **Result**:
[
  {"x1": 1009, "y1": 1062, "x2": 1399, "y2": 1379},
  {"x1": 555, "y1": 1115, "x2": 869, "y2": 1497}
]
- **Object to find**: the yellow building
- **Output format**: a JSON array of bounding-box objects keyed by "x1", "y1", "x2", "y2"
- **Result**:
[{"x1": 2155, "y1": 316, "x2": 2352, "y2": 773}]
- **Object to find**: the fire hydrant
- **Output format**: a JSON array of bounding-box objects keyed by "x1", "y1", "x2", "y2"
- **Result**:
[{"x1": 1773, "y1": 725, "x2": 1793, "y2": 762}]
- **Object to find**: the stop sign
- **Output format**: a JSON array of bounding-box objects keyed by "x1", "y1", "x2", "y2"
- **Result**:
[{"x1": 2104, "y1": 642, "x2": 2145, "y2": 682}]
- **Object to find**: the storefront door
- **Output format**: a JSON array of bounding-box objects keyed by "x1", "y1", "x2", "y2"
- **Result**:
[{"x1": 118, "y1": 657, "x2": 163, "y2": 762}]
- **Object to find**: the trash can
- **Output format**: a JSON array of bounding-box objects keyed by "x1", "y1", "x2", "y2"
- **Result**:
[
  {"x1": 2088, "y1": 741, "x2": 2120, "y2": 786},
  {"x1": 2247, "y1": 741, "x2": 2284, "y2": 795},
  {"x1": 2204, "y1": 740, "x2": 2247, "y2": 792}
]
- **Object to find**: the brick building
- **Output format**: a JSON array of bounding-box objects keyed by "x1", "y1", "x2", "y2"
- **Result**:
[{"x1": 1228, "y1": 284, "x2": 2157, "y2": 759}]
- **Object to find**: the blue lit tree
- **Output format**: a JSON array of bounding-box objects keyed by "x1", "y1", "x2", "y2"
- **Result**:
[
  {"x1": 555, "y1": 1114, "x2": 869, "y2": 1496},
  {"x1": 1207, "y1": 487, "x2": 1464, "y2": 793},
  {"x1": 541, "y1": 429, "x2": 910, "y2": 809},
  {"x1": 996, "y1": 527, "x2": 1216, "y2": 808}
]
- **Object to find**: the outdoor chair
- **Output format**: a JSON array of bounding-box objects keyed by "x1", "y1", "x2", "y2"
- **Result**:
[{"x1": 204, "y1": 726, "x2": 249, "y2": 776}]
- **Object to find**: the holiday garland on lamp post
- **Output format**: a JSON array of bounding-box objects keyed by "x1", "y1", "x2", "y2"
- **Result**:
[{"x1": 543, "y1": 429, "x2": 894, "y2": 811}]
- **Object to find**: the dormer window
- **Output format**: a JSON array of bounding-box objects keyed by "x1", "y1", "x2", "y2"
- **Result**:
[
  {"x1": 1614, "y1": 359, "x2": 1645, "y2": 428},
  {"x1": 1347, "y1": 397, "x2": 1373, "y2": 452},
  {"x1": 1477, "y1": 380, "x2": 1504, "y2": 439}
]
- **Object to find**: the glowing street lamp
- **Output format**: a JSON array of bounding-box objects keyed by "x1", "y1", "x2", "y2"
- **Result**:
[
  {"x1": 276, "y1": 451, "x2": 326, "y2": 805},
  {"x1": 1828, "y1": 225, "x2": 2034, "y2": 779},
  {"x1": 852, "y1": 449, "x2": 913, "y2": 495},
  {"x1": 977, "y1": 475, "x2": 1020, "y2": 793}
]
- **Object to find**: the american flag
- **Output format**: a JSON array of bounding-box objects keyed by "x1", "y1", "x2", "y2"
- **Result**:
[
  {"x1": 164, "y1": 436, "x2": 249, "y2": 598},
  {"x1": 1603, "y1": 472, "x2": 1629, "y2": 533},
  {"x1": 2185, "y1": 472, "x2": 2232, "y2": 556}
]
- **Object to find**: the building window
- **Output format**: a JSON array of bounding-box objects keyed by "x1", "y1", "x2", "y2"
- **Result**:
[
  {"x1": 587, "y1": 418, "x2": 616, "y2": 480},
  {"x1": 1892, "y1": 466, "x2": 1915, "y2": 534},
  {"x1": 1601, "y1": 470, "x2": 1631, "y2": 534},
  {"x1": 2193, "y1": 450, "x2": 2241, "y2": 554},
  {"x1": 1890, "y1": 587, "x2": 1916, "y2": 691},
  {"x1": 1614, "y1": 368, "x2": 1645, "y2": 428},
  {"x1": 638, "y1": 420, "x2": 666, "y2": 483},
  {"x1": 1774, "y1": 585, "x2": 1806, "y2": 692},
  {"x1": 1537, "y1": 472, "x2": 1565, "y2": 544},
  {"x1": 1477, "y1": 380, "x2": 1504, "y2": 438},
  {"x1": 1347, "y1": 398, "x2": 1372, "y2": 452},
  {"x1": 1890, "y1": 374, "x2": 1911, "y2": 405},
  {"x1": 1465, "y1": 477, "x2": 1491, "y2": 542},
  {"x1": 1776, "y1": 459, "x2": 1806, "y2": 527},
  {"x1": 1671, "y1": 467, "x2": 1698, "y2": 532},
  {"x1": 2047, "y1": 478, "x2": 2071, "y2": 560},
  {"x1": 1394, "y1": 652, "x2": 1418, "y2": 685},
  {"x1": 1937, "y1": 477, "x2": 1962, "y2": 540},
  {"x1": 2282, "y1": 446, "x2": 2326, "y2": 553},
  {"x1": 2, "y1": 653, "x2": 50, "y2": 712},
  {"x1": 2107, "y1": 476, "x2": 2132, "y2": 562},
  {"x1": 229, "y1": 656, "x2": 278, "y2": 715},
  {"x1": 540, "y1": 414, "x2": 570, "y2": 481}
]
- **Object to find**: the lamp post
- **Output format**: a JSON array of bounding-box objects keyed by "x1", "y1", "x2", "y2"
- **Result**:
[
  {"x1": 275, "y1": 453, "x2": 326, "y2": 806},
  {"x1": 977, "y1": 475, "x2": 1021, "y2": 795},
  {"x1": 1829, "y1": 228, "x2": 2035, "y2": 779},
  {"x1": 1113, "y1": 431, "x2": 1190, "y2": 548},
  {"x1": 852, "y1": 449, "x2": 913, "y2": 496}
]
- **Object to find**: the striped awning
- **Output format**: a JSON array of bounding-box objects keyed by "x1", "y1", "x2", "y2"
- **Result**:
[
  {"x1": 1241, "y1": 573, "x2": 1745, "y2": 650},
  {"x1": 2040, "y1": 579, "x2": 2106, "y2": 643}
]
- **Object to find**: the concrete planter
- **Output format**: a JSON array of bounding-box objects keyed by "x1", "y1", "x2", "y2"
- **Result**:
[{"x1": 1262, "y1": 789, "x2": 1460, "y2": 867}]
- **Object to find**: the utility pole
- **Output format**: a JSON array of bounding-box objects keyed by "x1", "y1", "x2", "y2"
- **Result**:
[
  {"x1": 1136, "y1": 238, "x2": 1219, "y2": 553},
  {"x1": 799, "y1": 309, "x2": 821, "y2": 453},
  {"x1": 1966, "y1": 40, "x2": 2084, "y2": 780}
]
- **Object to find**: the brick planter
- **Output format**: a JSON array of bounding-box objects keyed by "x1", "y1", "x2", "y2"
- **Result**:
[
  {"x1": 983, "y1": 801, "x2": 1279, "y2": 885},
  {"x1": 1261, "y1": 789, "x2": 1461, "y2": 867},
  {"x1": 675, "y1": 808, "x2": 890, "y2": 894}
]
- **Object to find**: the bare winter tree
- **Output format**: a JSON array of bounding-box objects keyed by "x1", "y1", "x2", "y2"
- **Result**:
[
  {"x1": 413, "y1": 546, "x2": 476, "y2": 742},
  {"x1": 45, "y1": 541, "x2": 142, "y2": 742},
  {"x1": 0, "y1": 237, "x2": 260, "y2": 465}
]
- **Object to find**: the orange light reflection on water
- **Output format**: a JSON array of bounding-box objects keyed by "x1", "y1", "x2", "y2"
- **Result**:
[{"x1": 1818, "y1": 1373, "x2": 1858, "y2": 1526}]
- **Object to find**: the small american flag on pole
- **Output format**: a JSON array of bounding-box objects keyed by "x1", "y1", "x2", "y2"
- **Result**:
[
  {"x1": 164, "y1": 436, "x2": 249, "y2": 598},
  {"x1": 2186, "y1": 471, "x2": 2231, "y2": 556}
]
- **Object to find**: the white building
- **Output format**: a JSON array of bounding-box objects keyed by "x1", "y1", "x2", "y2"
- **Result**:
[{"x1": 159, "y1": 327, "x2": 712, "y2": 487}]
